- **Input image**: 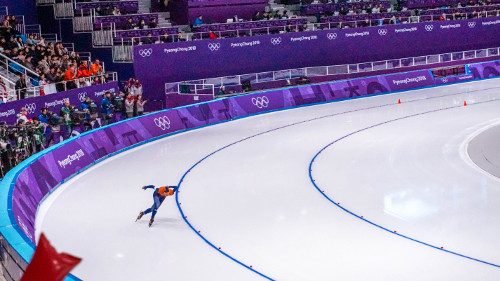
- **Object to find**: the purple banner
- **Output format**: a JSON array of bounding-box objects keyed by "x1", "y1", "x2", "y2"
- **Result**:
[
  {"x1": 0, "y1": 82, "x2": 119, "y2": 125},
  {"x1": 134, "y1": 17, "x2": 500, "y2": 101},
  {"x1": 433, "y1": 73, "x2": 475, "y2": 84},
  {"x1": 5, "y1": 62, "x2": 492, "y2": 244}
]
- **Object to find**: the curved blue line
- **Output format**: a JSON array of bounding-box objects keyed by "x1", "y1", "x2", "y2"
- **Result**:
[
  {"x1": 174, "y1": 95, "x2": 500, "y2": 279},
  {"x1": 308, "y1": 101, "x2": 500, "y2": 268}
]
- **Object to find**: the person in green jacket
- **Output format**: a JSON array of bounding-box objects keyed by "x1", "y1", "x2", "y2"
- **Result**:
[
  {"x1": 32, "y1": 117, "x2": 45, "y2": 153},
  {"x1": 59, "y1": 99, "x2": 74, "y2": 140}
]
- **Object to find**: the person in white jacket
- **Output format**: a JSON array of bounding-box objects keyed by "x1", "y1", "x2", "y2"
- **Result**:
[
  {"x1": 131, "y1": 79, "x2": 143, "y2": 96},
  {"x1": 135, "y1": 94, "x2": 147, "y2": 116},
  {"x1": 124, "y1": 93, "x2": 135, "y2": 118}
]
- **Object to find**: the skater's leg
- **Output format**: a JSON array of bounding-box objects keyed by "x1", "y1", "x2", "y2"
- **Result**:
[
  {"x1": 151, "y1": 195, "x2": 163, "y2": 219},
  {"x1": 144, "y1": 205, "x2": 154, "y2": 215}
]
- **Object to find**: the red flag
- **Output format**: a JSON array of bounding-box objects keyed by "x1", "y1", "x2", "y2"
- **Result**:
[{"x1": 21, "y1": 233, "x2": 81, "y2": 281}]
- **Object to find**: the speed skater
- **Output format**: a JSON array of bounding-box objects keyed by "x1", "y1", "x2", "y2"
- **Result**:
[{"x1": 136, "y1": 185, "x2": 178, "y2": 227}]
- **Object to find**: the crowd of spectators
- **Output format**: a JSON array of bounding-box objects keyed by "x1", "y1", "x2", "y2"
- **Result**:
[
  {"x1": 252, "y1": 10, "x2": 291, "y2": 21},
  {"x1": 95, "y1": 4, "x2": 124, "y2": 16},
  {"x1": 0, "y1": 14, "x2": 109, "y2": 100},
  {"x1": 124, "y1": 17, "x2": 158, "y2": 30}
]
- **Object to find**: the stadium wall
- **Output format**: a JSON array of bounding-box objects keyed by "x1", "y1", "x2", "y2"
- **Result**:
[
  {"x1": 0, "y1": 60, "x2": 499, "y2": 280},
  {"x1": 134, "y1": 16, "x2": 500, "y2": 102}
]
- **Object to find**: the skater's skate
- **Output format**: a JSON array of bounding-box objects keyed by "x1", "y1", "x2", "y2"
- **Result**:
[
  {"x1": 136, "y1": 211, "x2": 144, "y2": 222},
  {"x1": 149, "y1": 218, "x2": 154, "y2": 227}
]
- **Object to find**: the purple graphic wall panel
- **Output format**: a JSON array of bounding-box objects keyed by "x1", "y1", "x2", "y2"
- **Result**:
[{"x1": 134, "y1": 17, "x2": 500, "y2": 100}]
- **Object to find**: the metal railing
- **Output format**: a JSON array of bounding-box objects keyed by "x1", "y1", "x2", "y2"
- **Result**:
[
  {"x1": 4, "y1": 72, "x2": 117, "y2": 101},
  {"x1": 0, "y1": 75, "x2": 18, "y2": 102},
  {"x1": 166, "y1": 83, "x2": 215, "y2": 97},
  {"x1": 42, "y1": 33, "x2": 59, "y2": 42},
  {"x1": 92, "y1": 22, "x2": 115, "y2": 46},
  {"x1": 54, "y1": 0, "x2": 74, "y2": 18},
  {"x1": 36, "y1": 0, "x2": 56, "y2": 5},
  {"x1": 164, "y1": 47, "x2": 500, "y2": 93},
  {"x1": 0, "y1": 52, "x2": 40, "y2": 80},
  {"x1": 24, "y1": 24, "x2": 42, "y2": 37},
  {"x1": 73, "y1": 8, "x2": 94, "y2": 32}
]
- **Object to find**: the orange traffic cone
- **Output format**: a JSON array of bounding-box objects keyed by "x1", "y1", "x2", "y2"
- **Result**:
[
  {"x1": 398, "y1": 99, "x2": 401, "y2": 104},
  {"x1": 464, "y1": 101, "x2": 467, "y2": 106}
]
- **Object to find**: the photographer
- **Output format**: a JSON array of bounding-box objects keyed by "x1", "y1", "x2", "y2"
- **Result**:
[
  {"x1": 59, "y1": 99, "x2": 74, "y2": 140},
  {"x1": 80, "y1": 96, "x2": 98, "y2": 131},
  {"x1": 101, "y1": 92, "x2": 113, "y2": 125},
  {"x1": 38, "y1": 108, "x2": 53, "y2": 147},
  {"x1": 111, "y1": 93, "x2": 125, "y2": 121},
  {"x1": 31, "y1": 117, "x2": 45, "y2": 153}
]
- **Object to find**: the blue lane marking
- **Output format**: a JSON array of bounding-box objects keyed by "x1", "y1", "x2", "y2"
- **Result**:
[
  {"x1": 177, "y1": 96, "x2": 500, "y2": 278},
  {"x1": 308, "y1": 100, "x2": 500, "y2": 268},
  {"x1": 175, "y1": 93, "x2": 500, "y2": 279}
]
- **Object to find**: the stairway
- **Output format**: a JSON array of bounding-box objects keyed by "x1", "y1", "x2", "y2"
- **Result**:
[
  {"x1": 267, "y1": 0, "x2": 287, "y2": 13},
  {"x1": 158, "y1": 13, "x2": 172, "y2": 27},
  {"x1": 138, "y1": 0, "x2": 152, "y2": 14}
]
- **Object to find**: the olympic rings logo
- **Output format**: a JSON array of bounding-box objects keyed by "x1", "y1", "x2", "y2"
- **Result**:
[
  {"x1": 425, "y1": 25, "x2": 434, "y2": 32},
  {"x1": 24, "y1": 103, "x2": 36, "y2": 114},
  {"x1": 468, "y1": 22, "x2": 476, "y2": 28},
  {"x1": 378, "y1": 29, "x2": 388, "y2": 36},
  {"x1": 78, "y1": 92, "x2": 87, "y2": 102},
  {"x1": 154, "y1": 116, "x2": 171, "y2": 130},
  {"x1": 271, "y1": 37, "x2": 282, "y2": 45},
  {"x1": 208, "y1": 43, "x2": 221, "y2": 51},
  {"x1": 251, "y1": 96, "x2": 270, "y2": 109},
  {"x1": 139, "y1": 48, "x2": 153, "y2": 57},
  {"x1": 327, "y1": 33, "x2": 337, "y2": 40}
]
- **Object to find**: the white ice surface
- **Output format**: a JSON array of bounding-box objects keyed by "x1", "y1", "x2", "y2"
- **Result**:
[{"x1": 36, "y1": 78, "x2": 500, "y2": 280}]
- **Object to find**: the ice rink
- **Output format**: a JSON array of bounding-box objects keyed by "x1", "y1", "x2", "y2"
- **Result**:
[{"x1": 35, "y1": 78, "x2": 500, "y2": 280}]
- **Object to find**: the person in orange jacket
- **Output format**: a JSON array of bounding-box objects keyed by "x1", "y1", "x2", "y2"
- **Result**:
[
  {"x1": 89, "y1": 59, "x2": 104, "y2": 76},
  {"x1": 64, "y1": 65, "x2": 77, "y2": 81},
  {"x1": 77, "y1": 63, "x2": 91, "y2": 77},
  {"x1": 136, "y1": 185, "x2": 178, "y2": 227}
]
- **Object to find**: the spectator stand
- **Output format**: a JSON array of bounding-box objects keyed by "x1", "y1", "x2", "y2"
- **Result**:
[
  {"x1": 300, "y1": 1, "x2": 393, "y2": 16},
  {"x1": 190, "y1": 17, "x2": 308, "y2": 39},
  {"x1": 73, "y1": 0, "x2": 140, "y2": 32},
  {"x1": 84, "y1": 12, "x2": 160, "y2": 46},
  {"x1": 162, "y1": 46, "x2": 500, "y2": 99},
  {"x1": 399, "y1": 0, "x2": 500, "y2": 9},
  {"x1": 314, "y1": 5, "x2": 498, "y2": 29}
]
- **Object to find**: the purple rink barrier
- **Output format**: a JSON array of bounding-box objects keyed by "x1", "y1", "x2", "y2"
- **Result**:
[
  {"x1": 0, "y1": 62, "x2": 495, "y2": 280},
  {"x1": 0, "y1": 82, "x2": 119, "y2": 125},
  {"x1": 469, "y1": 60, "x2": 500, "y2": 79},
  {"x1": 134, "y1": 16, "x2": 500, "y2": 101}
]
